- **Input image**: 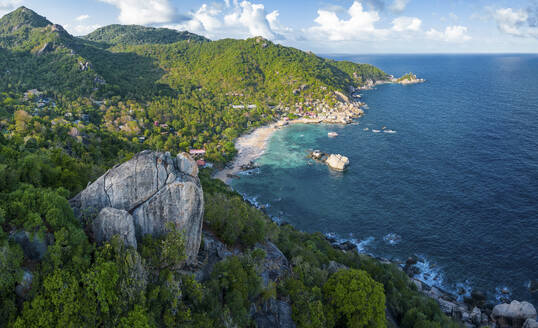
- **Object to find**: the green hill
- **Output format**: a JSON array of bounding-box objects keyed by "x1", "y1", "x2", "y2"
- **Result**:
[
  {"x1": 0, "y1": 6, "x2": 51, "y2": 34},
  {"x1": 83, "y1": 24, "x2": 209, "y2": 45},
  {"x1": 0, "y1": 8, "x2": 388, "y2": 101},
  {"x1": 0, "y1": 8, "x2": 458, "y2": 327}
]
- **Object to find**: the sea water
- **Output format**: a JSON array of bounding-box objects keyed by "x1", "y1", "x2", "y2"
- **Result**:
[{"x1": 231, "y1": 54, "x2": 538, "y2": 304}]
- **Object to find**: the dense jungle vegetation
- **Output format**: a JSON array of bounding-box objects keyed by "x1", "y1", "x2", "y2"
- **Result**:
[{"x1": 0, "y1": 6, "x2": 458, "y2": 328}]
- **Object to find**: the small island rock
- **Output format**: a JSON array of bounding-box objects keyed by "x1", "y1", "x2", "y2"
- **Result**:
[{"x1": 326, "y1": 154, "x2": 349, "y2": 171}]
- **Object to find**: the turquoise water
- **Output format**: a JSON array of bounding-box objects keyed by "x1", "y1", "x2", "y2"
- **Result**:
[{"x1": 231, "y1": 55, "x2": 538, "y2": 304}]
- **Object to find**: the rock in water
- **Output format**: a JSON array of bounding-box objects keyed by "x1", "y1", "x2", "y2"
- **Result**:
[
  {"x1": 71, "y1": 151, "x2": 204, "y2": 265},
  {"x1": 326, "y1": 154, "x2": 349, "y2": 171},
  {"x1": 93, "y1": 208, "x2": 137, "y2": 249},
  {"x1": 524, "y1": 319, "x2": 538, "y2": 328},
  {"x1": 492, "y1": 300, "x2": 537, "y2": 328}
]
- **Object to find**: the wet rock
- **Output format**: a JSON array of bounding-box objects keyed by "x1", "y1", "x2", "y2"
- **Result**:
[
  {"x1": 406, "y1": 256, "x2": 419, "y2": 266},
  {"x1": 529, "y1": 281, "x2": 538, "y2": 294},
  {"x1": 437, "y1": 298, "x2": 457, "y2": 316},
  {"x1": 335, "y1": 241, "x2": 356, "y2": 251},
  {"x1": 311, "y1": 150, "x2": 323, "y2": 160},
  {"x1": 324, "y1": 234, "x2": 338, "y2": 244},
  {"x1": 524, "y1": 319, "x2": 538, "y2": 328},
  {"x1": 492, "y1": 300, "x2": 537, "y2": 328},
  {"x1": 472, "y1": 290, "x2": 487, "y2": 302},
  {"x1": 411, "y1": 278, "x2": 422, "y2": 291},
  {"x1": 470, "y1": 307, "x2": 482, "y2": 325},
  {"x1": 454, "y1": 305, "x2": 471, "y2": 322}
]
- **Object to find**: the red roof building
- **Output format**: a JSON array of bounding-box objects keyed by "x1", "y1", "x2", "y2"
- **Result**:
[{"x1": 189, "y1": 149, "x2": 206, "y2": 155}]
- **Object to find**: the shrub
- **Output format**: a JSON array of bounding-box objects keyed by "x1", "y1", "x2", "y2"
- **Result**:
[{"x1": 323, "y1": 269, "x2": 386, "y2": 328}]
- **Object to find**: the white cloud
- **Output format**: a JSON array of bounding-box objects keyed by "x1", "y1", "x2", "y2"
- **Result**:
[
  {"x1": 76, "y1": 14, "x2": 90, "y2": 21},
  {"x1": 98, "y1": 0, "x2": 175, "y2": 25},
  {"x1": 178, "y1": 3, "x2": 222, "y2": 35},
  {"x1": 493, "y1": 7, "x2": 538, "y2": 38},
  {"x1": 167, "y1": 1, "x2": 289, "y2": 40},
  {"x1": 266, "y1": 10, "x2": 292, "y2": 36},
  {"x1": 76, "y1": 24, "x2": 101, "y2": 35},
  {"x1": 224, "y1": 1, "x2": 274, "y2": 39},
  {"x1": 392, "y1": 16, "x2": 421, "y2": 32},
  {"x1": 308, "y1": 1, "x2": 388, "y2": 41},
  {"x1": 390, "y1": 0, "x2": 410, "y2": 13},
  {"x1": 426, "y1": 25, "x2": 471, "y2": 42},
  {"x1": 0, "y1": 0, "x2": 22, "y2": 17}
]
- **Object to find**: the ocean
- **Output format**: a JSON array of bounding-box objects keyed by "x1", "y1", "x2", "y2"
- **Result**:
[{"x1": 230, "y1": 54, "x2": 538, "y2": 305}]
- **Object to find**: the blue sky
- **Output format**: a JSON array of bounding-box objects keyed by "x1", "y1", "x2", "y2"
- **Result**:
[{"x1": 1, "y1": 0, "x2": 538, "y2": 53}]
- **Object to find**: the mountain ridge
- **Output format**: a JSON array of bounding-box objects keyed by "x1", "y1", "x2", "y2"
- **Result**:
[{"x1": 83, "y1": 24, "x2": 209, "y2": 45}]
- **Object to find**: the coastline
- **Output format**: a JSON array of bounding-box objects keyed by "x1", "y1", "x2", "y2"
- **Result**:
[
  {"x1": 213, "y1": 118, "x2": 327, "y2": 184},
  {"x1": 210, "y1": 79, "x2": 533, "y2": 326}
]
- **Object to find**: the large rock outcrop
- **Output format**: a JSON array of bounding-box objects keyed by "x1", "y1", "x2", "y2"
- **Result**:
[
  {"x1": 524, "y1": 319, "x2": 538, "y2": 328},
  {"x1": 92, "y1": 208, "x2": 137, "y2": 249},
  {"x1": 492, "y1": 300, "x2": 537, "y2": 328},
  {"x1": 326, "y1": 154, "x2": 349, "y2": 171},
  {"x1": 71, "y1": 151, "x2": 204, "y2": 265}
]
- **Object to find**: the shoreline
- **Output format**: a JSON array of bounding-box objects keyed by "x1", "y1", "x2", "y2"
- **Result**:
[
  {"x1": 213, "y1": 118, "x2": 328, "y2": 184},
  {"x1": 211, "y1": 85, "x2": 531, "y2": 326}
]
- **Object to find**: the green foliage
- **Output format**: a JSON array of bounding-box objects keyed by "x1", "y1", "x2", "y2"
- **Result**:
[
  {"x1": 84, "y1": 24, "x2": 208, "y2": 45},
  {"x1": 0, "y1": 6, "x2": 50, "y2": 35},
  {"x1": 329, "y1": 60, "x2": 389, "y2": 84},
  {"x1": 0, "y1": 241, "x2": 24, "y2": 326},
  {"x1": 206, "y1": 254, "x2": 262, "y2": 326},
  {"x1": 396, "y1": 73, "x2": 419, "y2": 82},
  {"x1": 118, "y1": 305, "x2": 154, "y2": 328},
  {"x1": 204, "y1": 192, "x2": 275, "y2": 247},
  {"x1": 160, "y1": 222, "x2": 187, "y2": 270},
  {"x1": 0, "y1": 7, "x2": 458, "y2": 328},
  {"x1": 323, "y1": 269, "x2": 386, "y2": 328}
]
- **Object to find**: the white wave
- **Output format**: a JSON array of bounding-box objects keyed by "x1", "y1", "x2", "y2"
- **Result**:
[
  {"x1": 237, "y1": 168, "x2": 260, "y2": 176},
  {"x1": 495, "y1": 286, "x2": 512, "y2": 303},
  {"x1": 353, "y1": 237, "x2": 375, "y2": 253},
  {"x1": 412, "y1": 257, "x2": 446, "y2": 291},
  {"x1": 372, "y1": 129, "x2": 381, "y2": 133},
  {"x1": 383, "y1": 233, "x2": 402, "y2": 246},
  {"x1": 383, "y1": 130, "x2": 397, "y2": 134}
]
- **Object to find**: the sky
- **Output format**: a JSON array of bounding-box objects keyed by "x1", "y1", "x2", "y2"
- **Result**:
[{"x1": 1, "y1": 0, "x2": 538, "y2": 53}]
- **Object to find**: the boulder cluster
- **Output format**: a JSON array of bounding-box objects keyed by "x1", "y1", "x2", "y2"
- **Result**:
[
  {"x1": 310, "y1": 150, "x2": 350, "y2": 171},
  {"x1": 70, "y1": 150, "x2": 204, "y2": 264}
]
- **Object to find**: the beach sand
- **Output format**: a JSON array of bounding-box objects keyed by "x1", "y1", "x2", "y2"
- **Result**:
[{"x1": 214, "y1": 118, "x2": 322, "y2": 184}]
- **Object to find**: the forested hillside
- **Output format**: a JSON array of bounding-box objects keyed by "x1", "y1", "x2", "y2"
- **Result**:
[
  {"x1": 0, "y1": 6, "x2": 459, "y2": 328},
  {"x1": 84, "y1": 24, "x2": 209, "y2": 45}
]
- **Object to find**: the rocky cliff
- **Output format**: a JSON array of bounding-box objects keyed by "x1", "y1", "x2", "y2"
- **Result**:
[{"x1": 71, "y1": 150, "x2": 204, "y2": 265}]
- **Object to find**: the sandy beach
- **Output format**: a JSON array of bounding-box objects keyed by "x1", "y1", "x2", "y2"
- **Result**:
[{"x1": 214, "y1": 118, "x2": 322, "y2": 184}]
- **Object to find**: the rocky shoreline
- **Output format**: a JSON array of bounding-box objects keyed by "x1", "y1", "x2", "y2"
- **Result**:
[
  {"x1": 215, "y1": 79, "x2": 537, "y2": 327},
  {"x1": 237, "y1": 193, "x2": 537, "y2": 328}
]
